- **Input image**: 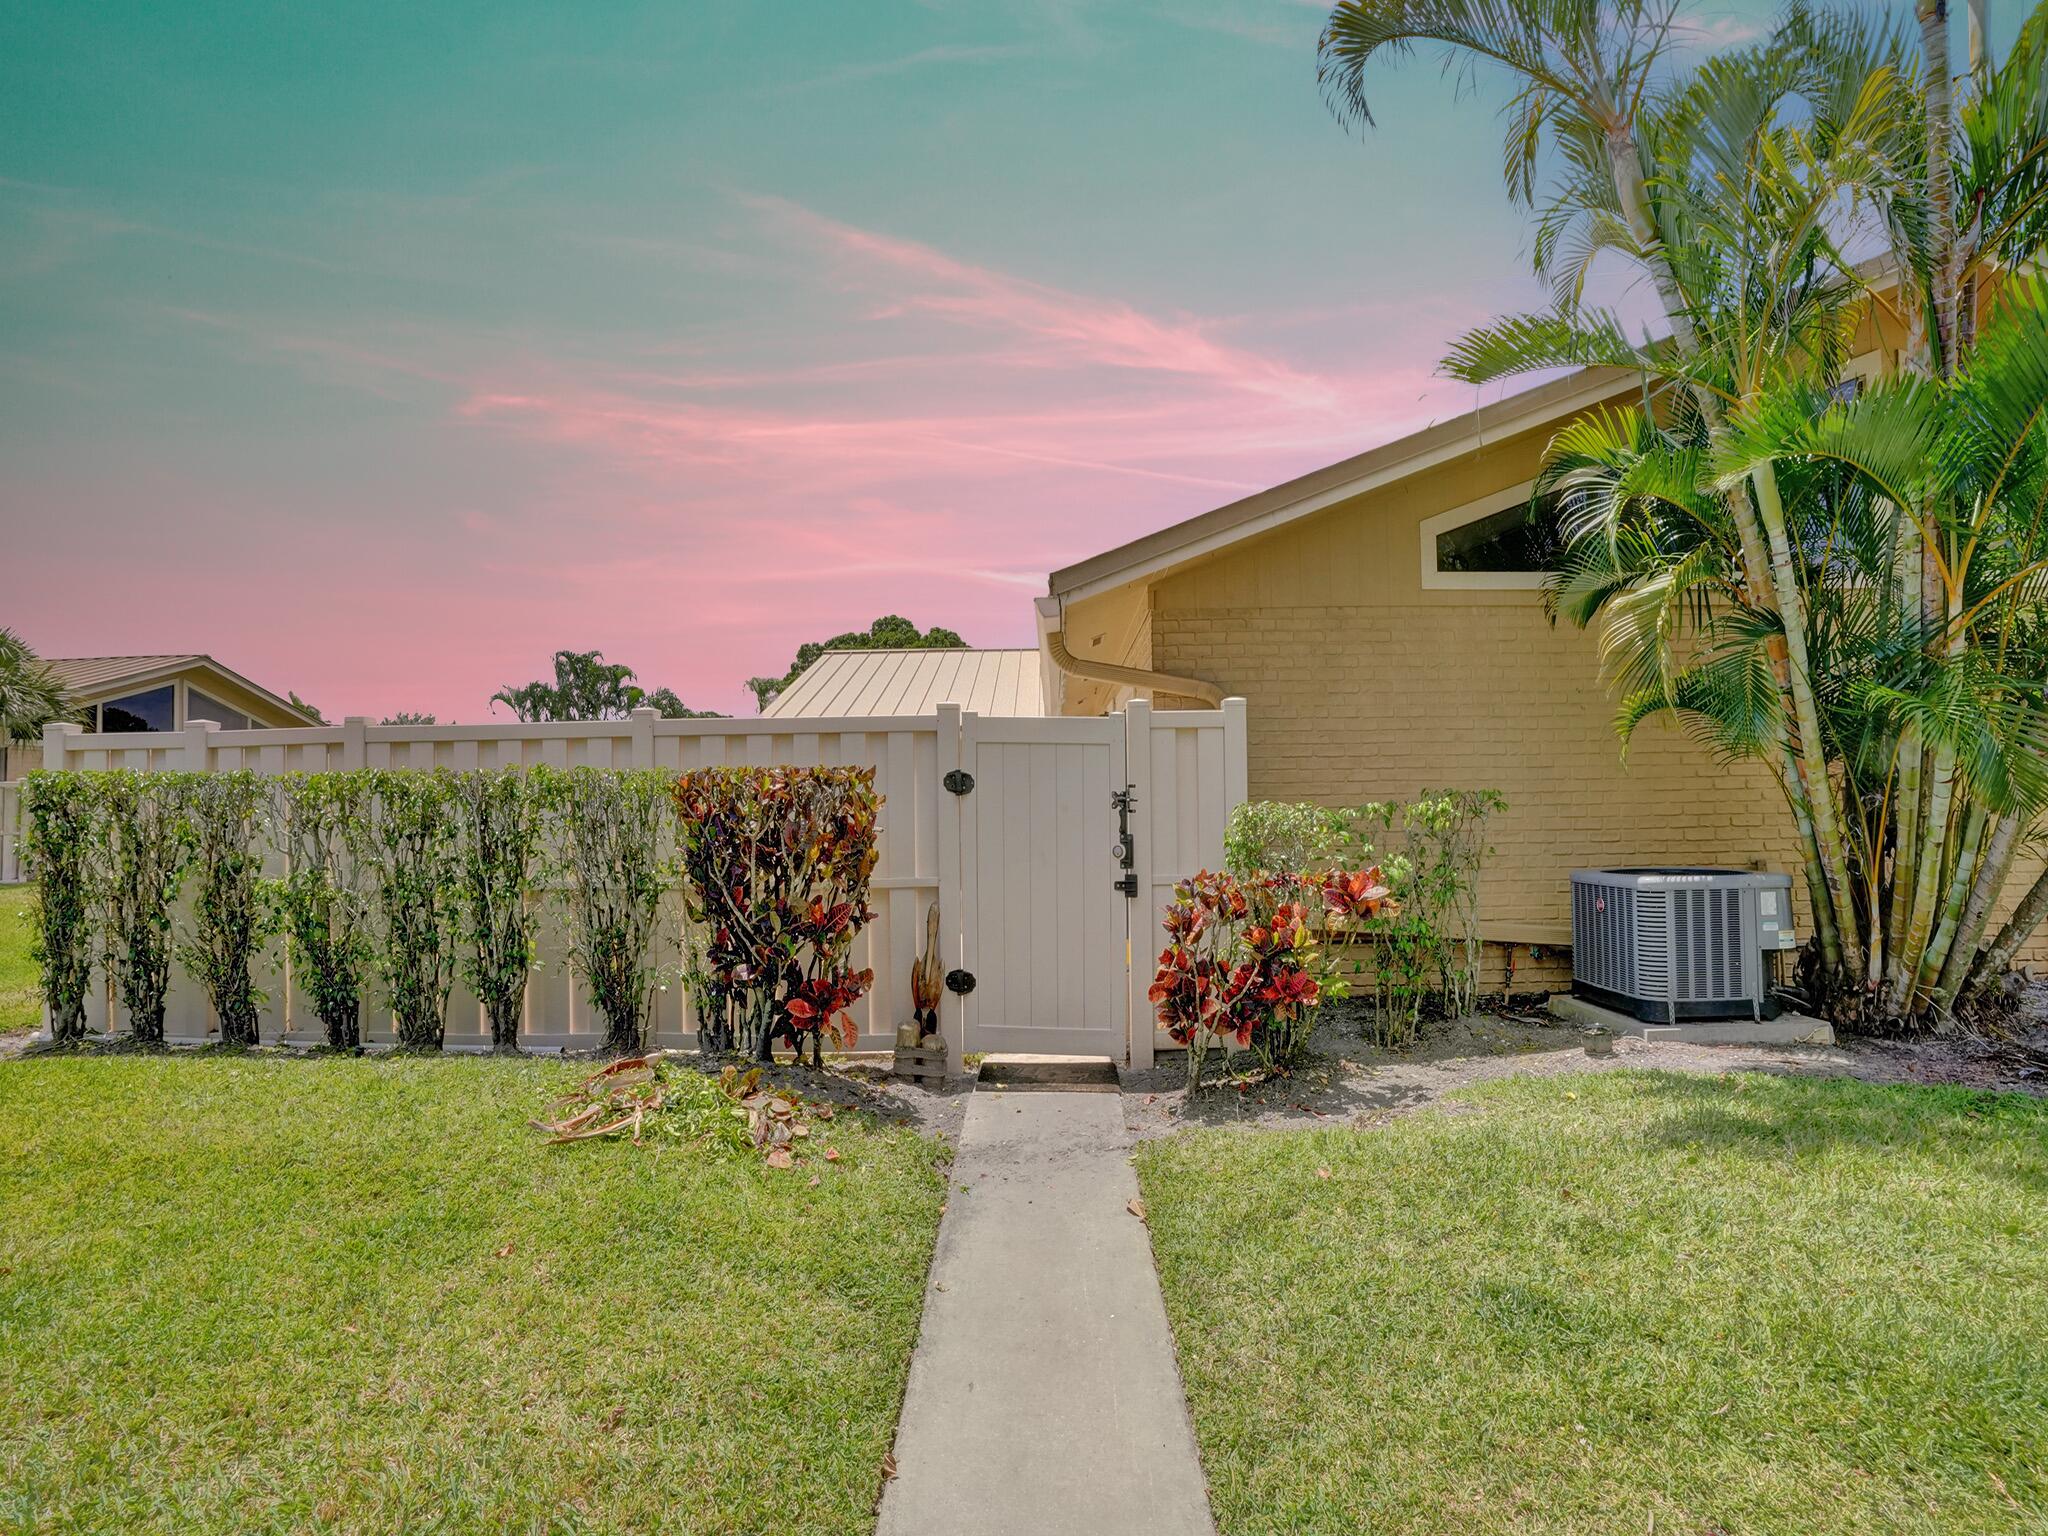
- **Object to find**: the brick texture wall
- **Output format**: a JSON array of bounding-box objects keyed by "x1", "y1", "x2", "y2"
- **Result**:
[{"x1": 1154, "y1": 600, "x2": 1810, "y2": 939}]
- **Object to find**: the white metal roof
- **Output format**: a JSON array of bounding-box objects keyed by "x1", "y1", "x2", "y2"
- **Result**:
[{"x1": 760, "y1": 649, "x2": 1044, "y2": 718}]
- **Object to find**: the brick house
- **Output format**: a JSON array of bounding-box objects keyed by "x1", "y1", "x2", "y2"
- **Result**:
[{"x1": 1029, "y1": 353, "x2": 2043, "y2": 985}]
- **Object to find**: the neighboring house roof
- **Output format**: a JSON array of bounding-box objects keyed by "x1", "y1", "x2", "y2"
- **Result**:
[
  {"x1": 43, "y1": 654, "x2": 318, "y2": 723},
  {"x1": 43, "y1": 655, "x2": 206, "y2": 694},
  {"x1": 762, "y1": 648, "x2": 1044, "y2": 718},
  {"x1": 1046, "y1": 365, "x2": 1636, "y2": 603}
]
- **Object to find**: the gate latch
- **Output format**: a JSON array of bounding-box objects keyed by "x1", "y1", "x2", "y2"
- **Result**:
[
  {"x1": 1111, "y1": 786, "x2": 1138, "y2": 898},
  {"x1": 943, "y1": 769, "x2": 975, "y2": 795},
  {"x1": 945, "y1": 968, "x2": 977, "y2": 995}
]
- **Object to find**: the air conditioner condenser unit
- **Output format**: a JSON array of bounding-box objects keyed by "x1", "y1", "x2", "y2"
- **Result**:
[{"x1": 1570, "y1": 868, "x2": 1796, "y2": 1023}]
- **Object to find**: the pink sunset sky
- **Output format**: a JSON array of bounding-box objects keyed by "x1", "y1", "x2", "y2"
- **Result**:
[{"x1": 0, "y1": 1, "x2": 1755, "y2": 718}]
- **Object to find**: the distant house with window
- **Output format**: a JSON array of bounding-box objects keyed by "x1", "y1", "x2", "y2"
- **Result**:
[
  {"x1": 47, "y1": 654, "x2": 314, "y2": 735},
  {"x1": 2, "y1": 653, "x2": 315, "y2": 780}
]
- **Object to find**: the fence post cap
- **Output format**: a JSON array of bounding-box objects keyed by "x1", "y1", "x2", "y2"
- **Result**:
[
  {"x1": 343, "y1": 715, "x2": 372, "y2": 725},
  {"x1": 41, "y1": 721, "x2": 83, "y2": 740},
  {"x1": 629, "y1": 707, "x2": 659, "y2": 720}
]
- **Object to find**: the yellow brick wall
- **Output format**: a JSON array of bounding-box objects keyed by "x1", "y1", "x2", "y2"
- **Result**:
[
  {"x1": 1153, "y1": 600, "x2": 1807, "y2": 941},
  {"x1": 1140, "y1": 418, "x2": 2048, "y2": 975}
]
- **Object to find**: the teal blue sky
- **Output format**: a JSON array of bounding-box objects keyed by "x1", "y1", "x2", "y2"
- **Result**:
[{"x1": 0, "y1": 0, "x2": 1939, "y2": 718}]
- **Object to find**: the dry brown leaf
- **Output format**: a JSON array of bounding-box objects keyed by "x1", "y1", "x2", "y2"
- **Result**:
[
  {"x1": 493, "y1": 1241, "x2": 516, "y2": 1259},
  {"x1": 824, "y1": 1147, "x2": 841, "y2": 1163},
  {"x1": 881, "y1": 1453, "x2": 898, "y2": 1481},
  {"x1": 1316, "y1": 1167, "x2": 1331, "y2": 1180},
  {"x1": 1127, "y1": 1197, "x2": 1147, "y2": 1221},
  {"x1": 765, "y1": 1147, "x2": 794, "y2": 1169},
  {"x1": 601, "y1": 1405, "x2": 625, "y2": 1431}
]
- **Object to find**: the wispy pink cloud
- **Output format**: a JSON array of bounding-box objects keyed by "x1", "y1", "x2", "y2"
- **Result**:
[
  {"x1": 11, "y1": 190, "x2": 1489, "y2": 719},
  {"x1": 746, "y1": 193, "x2": 1349, "y2": 410}
]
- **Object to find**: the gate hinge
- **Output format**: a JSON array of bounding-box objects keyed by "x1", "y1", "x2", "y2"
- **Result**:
[
  {"x1": 945, "y1": 968, "x2": 977, "y2": 995},
  {"x1": 943, "y1": 769, "x2": 975, "y2": 795}
]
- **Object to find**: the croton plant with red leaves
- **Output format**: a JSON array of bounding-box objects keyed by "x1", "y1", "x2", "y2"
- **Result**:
[
  {"x1": 1149, "y1": 866, "x2": 1393, "y2": 1087},
  {"x1": 674, "y1": 766, "x2": 879, "y2": 1065}
]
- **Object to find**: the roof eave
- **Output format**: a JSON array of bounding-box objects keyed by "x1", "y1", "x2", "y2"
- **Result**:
[{"x1": 1046, "y1": 365, "x2": 1637, "y2": 604}]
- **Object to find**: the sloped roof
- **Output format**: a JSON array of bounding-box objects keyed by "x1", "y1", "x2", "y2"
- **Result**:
[
  {"x1": 44, "y1": 655, "x2": 205, "y2": 694},
  {"x1": 42, "y1": 654, "x2": 318, "y2": 723},
  {"x1": 761, "y1": 649, "x2": 1044, "y2": 718},
  {"x1": 1047, "y1": 366, "x2": 1634, "y2": 602}
]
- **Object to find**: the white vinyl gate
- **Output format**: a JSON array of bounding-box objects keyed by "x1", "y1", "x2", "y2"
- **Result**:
[
  {"x1": 5, "y1": 699, "x2": 1247, "y2": 1066},
  {"x1": 955, "y1": 713, "x2": 1128, "y2": 1058}
]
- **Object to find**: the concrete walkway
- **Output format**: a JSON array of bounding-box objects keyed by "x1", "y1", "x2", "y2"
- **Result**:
[{"x1": 876, "y1": 1089, "x2": 1216, "y2": 1536}]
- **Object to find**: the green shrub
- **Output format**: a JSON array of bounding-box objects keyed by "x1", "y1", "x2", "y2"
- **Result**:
[
  {"x1": 184, "y1": 772, "x2": 273, "y2": 1047},
  {"x1": 22, "y1": 772, "x2": 100, "y2": 1044},
  {"x1": 543, "y1": 767, "x2": 674, "y2": 1056},
  {"x1": 365, "y1": 770, "x2": 460, "y2": 1051},
  {"x1": 97, "y1": 772, "x2": 195, "y2": 1045},
  {"x1": 274, "y1": 773, "x2": 374, "y2": 1051},
  {"x1": 1347, "y1": 790, "x2": 1504, "y2": 1028},
  {"x1": 452, "y1": 769, "x2": 543, "y2": 1052},
  {"x1": 1222, "y1": 800, "x2": 1350, "y2": 877}
]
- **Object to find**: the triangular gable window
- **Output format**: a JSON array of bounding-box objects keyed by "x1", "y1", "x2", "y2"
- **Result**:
[{"x1": 1420, "y1": 482, "x2": 1561, "y2": 590}]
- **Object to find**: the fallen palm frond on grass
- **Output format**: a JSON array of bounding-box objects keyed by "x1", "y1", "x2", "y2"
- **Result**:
[{"x1": 533, "y1": 1052, "x2": 839, "y2": 1166}]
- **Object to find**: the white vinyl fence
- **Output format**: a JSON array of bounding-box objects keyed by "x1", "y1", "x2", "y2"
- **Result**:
[
  {"x1": 4, "y1": 701, "x2": 1247, "y2": 1065},
  {"x1": 0, "y1": 779, "x2": 19, "y2": 885}
]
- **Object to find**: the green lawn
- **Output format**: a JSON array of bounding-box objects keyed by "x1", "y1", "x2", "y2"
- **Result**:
[
  {"x1": 0, "y1": 885, "x2": 35, "y2": 1034},
  {"x1": 1137, "y1": 1071, "x2": 2048, "y2": 1536},
  {"x1": 0, "y1": 1055, "x2": 946, "y2": 1535}
]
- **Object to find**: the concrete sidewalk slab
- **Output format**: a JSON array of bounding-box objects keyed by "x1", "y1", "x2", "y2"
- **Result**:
[{"x1": 876, "y1": 1091, "x2": 1216, "y2": 1536}]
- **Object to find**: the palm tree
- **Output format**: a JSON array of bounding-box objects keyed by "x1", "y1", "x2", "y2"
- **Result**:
[
  {"x1": 0, "y1": 627, "x2": 77, "y2": 742},
  {"x1": 1323, "y1": 0, "x2": 2048, "y2": 1026}
]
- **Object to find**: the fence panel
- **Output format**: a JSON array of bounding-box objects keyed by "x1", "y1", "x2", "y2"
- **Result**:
[
  {"x1": 28, "y1": 712, "x2": 954, "y2": 1054},
  {"x1": 1126, "y1": 699, "x2": 1249, "y2": 1064},
  {"x1": 17, "y1": 699, "x2": 1249, "y2": 1060},
  {"x1": 0, "y1": 781, "x2": 19, "y2": 884}
]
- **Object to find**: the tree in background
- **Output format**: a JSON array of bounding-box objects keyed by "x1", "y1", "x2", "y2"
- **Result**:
[
  {"x1": 288, "y1": 691, "x2": 326, "y2": 724},
  {"x1": 0, "y1": 627, "x2": 78, "y2": 740},
  {"x1": 491, "y1": 649, "x2": 721, "y2": 721},
  {"x1": 745, "y1": 615, "x2": 967, "y2": 712},
  {"x1": 1319, "y1": 0, "x2": 2048, "y2": 1028},
  {"x1": 381, "y1": 711, "x2": 438, "y2": 726}
]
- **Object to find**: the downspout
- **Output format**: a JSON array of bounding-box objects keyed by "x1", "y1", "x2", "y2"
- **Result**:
[{"x1": 1042, "y1": 625, "x2": 1224, "y2": 709}]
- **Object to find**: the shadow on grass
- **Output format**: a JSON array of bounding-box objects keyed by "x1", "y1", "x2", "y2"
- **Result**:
[{"x1": 1622, "y1": 1068, "x2": 2048, "y2": 1193}]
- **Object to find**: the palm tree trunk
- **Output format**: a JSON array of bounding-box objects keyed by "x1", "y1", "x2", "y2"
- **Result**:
[
  {"x1": 1894, "y1": 741, "x2": 1959, "y2": 999},
  {"x1": 1915, "y1": 801, "x2": 1985, "y2": 1007},
  {"x1": 1748, "y1": 462, "x2": 1866, "y2": 976},
  {"x1": 1919, "y1": 0, "x2": 1961, "y2": 379},
  {"x1": 1771, "y1": 741, "x2": 1843, "y2": 973},
  {"x1": 1932, "y1": 809, "x2": 2021, "y2": 1008},
  {"x1": 1602, "y1": 126, "x2": 1857, "y2": 983},
  {"x1": 1886, "y1": 724, "x2": 1922, "y2": 979}
]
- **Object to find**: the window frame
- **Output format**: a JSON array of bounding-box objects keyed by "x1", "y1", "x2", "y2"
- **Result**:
[{"x1": 1419, "y1": 479, "x2": 1552, "y2": 591}]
